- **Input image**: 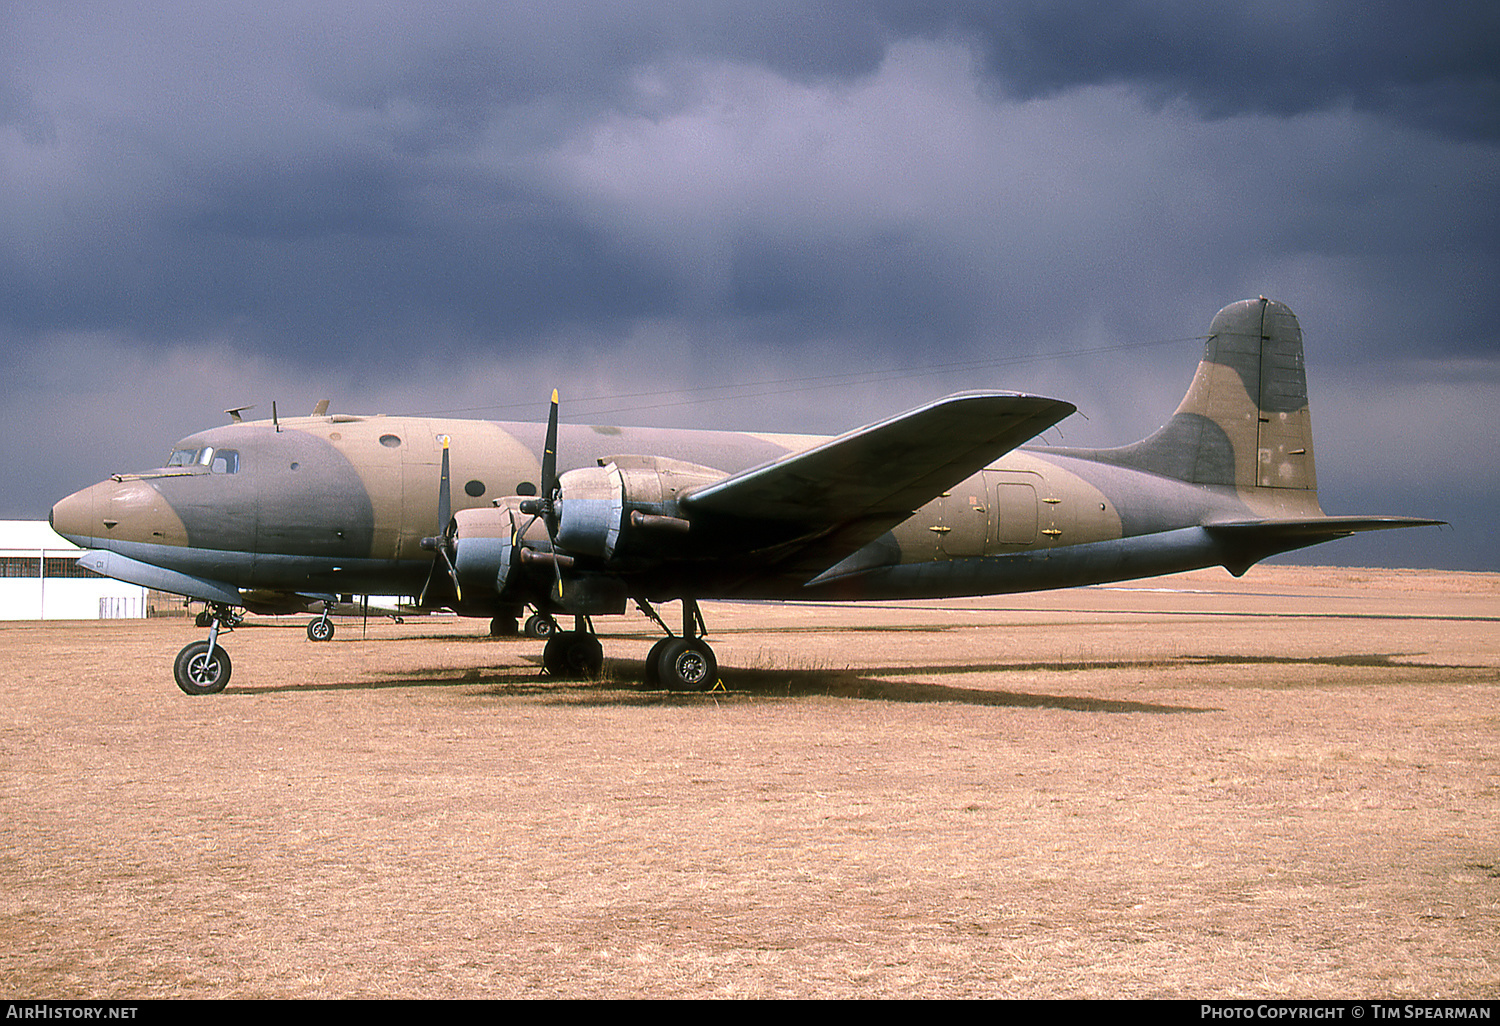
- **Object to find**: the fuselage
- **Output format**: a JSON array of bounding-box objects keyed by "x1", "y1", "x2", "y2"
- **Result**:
[{"x1": 49, "y1": 409, "x2": 1296, "y2": 607}]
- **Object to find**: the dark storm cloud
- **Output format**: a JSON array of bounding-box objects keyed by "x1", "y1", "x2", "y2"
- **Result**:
[
  {"x1": 901, "y1": 1, "x2": 1500, "y2": 140},
  {"x1": 5, "y1": 2, "x2": 1495, "y2": 354},
  {"x1": 2, "y1": 2, "x2": 1497, "y2": 567}
]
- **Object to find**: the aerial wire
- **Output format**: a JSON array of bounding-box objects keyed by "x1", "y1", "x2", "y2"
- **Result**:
[{"x1": 405, "y1": 333, "x2": 1206, "y2": 420}]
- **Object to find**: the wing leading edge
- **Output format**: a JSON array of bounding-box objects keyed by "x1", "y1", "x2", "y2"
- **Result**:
[
  {"x1": 684, "y1": 391, "x2": 1075, "y2": 523},
  {"x1": 678, "y1": 392, "x2": 1075, "y2": 583}
]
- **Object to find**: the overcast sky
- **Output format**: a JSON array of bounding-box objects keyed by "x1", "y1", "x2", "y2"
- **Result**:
[{"x1": 4, "y1": 1, "x2": 1495, "y2": 569}]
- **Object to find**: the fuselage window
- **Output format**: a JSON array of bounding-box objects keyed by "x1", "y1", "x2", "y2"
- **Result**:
[{"x1": 379, "y1": 434, "x2": 402, "y2": 448}]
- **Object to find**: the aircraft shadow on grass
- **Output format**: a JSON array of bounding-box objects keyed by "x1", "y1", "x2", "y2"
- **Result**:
[
  {"x1": 233, "y1": 655, "x2": 1219, "y2": 713},
  {"x1": 227, "y1": 644, "x2": 1486, "y2": 709}
]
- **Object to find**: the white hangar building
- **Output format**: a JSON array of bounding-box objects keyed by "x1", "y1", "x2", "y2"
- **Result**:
[{"x1": 0, "y1": 520, "x2": 150, "y2": 620}]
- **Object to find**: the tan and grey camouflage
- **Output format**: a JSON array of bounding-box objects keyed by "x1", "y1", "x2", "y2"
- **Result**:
[{"x1": 50, "y1": 298, "x2": 1442, "y2": 690}]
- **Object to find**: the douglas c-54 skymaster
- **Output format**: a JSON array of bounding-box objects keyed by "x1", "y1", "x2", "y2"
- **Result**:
[{"x1": 51, "y1": 299, "x2": 1443, "y2": 694}]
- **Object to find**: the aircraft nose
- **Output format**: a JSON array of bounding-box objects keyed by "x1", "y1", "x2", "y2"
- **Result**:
[
  {"x1": 51, "y1": 477, "x2": 186, "y2": 550},
  {"x1": 50, "y1": 486, "x2": 98, "y2": 547}
]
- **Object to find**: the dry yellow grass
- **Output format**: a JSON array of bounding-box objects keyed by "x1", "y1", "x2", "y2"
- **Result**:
[{"x1": 1, "y1": 566, "x2": 1496, "y2": 998}]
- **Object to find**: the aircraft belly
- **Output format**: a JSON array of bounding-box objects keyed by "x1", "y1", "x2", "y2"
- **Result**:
[
  {"x1": 88, "y1": 538, "x2": 255, "y2": 587},
  {"x1": 803, "y1": 528, "x2": 1233, "y2": 600}
]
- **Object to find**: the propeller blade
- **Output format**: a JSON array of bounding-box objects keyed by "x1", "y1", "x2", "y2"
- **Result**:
[
  {"x1": 417, "y1": 559, "x2": 439, "y2": 607},
  {"x1": 509, "y1": 390, "x2": 569, "y2": 607},
  {"x1": 541, "y1": 389, "x2": 559, "y2": 503},
  {"x1": 538, "y1": 391, "x2": 566, "y2": 604},
  {"x1": 418, "y1": 435, "x2": 461, "y2": 607},
  {"x1": 437, "y1": 434, "x2": 452, "y2": 535},
  {"x1": 439, "y1": 545, "x2": 462, "y2": 602}
]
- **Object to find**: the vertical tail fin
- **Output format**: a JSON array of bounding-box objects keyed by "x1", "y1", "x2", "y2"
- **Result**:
[{"x1": 1084, "y1": 298, "x2": 1318, "y2": 491}]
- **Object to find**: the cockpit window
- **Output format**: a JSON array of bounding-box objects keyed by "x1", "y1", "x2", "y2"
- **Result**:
[{"x1": 165, "y1": 447, "x2": 239, "y2": 473}]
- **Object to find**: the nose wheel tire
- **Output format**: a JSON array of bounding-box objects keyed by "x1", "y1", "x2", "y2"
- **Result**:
[
  {"x1": 174, "y1": 640, "x2": 232, "y2": 695},
  {"x1": 306, "y1": 618, "x2": 335, "y2": 642}
]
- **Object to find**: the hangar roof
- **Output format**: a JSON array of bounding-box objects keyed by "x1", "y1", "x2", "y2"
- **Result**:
[{"x1": 0, "y1": 520, "x2": 83, "y2": 553}]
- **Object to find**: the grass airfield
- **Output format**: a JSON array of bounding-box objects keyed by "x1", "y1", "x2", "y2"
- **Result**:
[{"x1": 2, "y1": 565, "x2": 1497, "y2": 998}]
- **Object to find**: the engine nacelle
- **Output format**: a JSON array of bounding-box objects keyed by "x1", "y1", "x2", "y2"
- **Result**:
[
  {"x1": 554, "y1": 464, "x2": 624, "y2": 559},
  {"x1": 447, "y1": 457, "x2": 726, "y2": 610},
  {"x1": 449, "y1": 505, "x2": 511, "y2": 593},
  {"x1": 451, "y1": 500, "x2": 555, "y2": 597},
  {"x1": 555, "y1": 455, "x2": 725, "y2": 561}
]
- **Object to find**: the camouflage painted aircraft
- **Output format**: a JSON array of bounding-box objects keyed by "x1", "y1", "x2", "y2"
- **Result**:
[{"x1": 50, "y1": 299, "x2": 1441, "y2": 695}]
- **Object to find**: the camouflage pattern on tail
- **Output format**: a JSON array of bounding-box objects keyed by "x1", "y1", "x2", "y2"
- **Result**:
[{"x1": 1089, "y1": 298, "x2": 1317, "y2": 493}]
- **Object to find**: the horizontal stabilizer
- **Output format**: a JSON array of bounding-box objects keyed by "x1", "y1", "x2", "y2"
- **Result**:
[
  {"x1": 1206, "y1": 515, "x2": 1448, "y2": 540},
  {"x1": 1204, "y1": 516, "x2": 1447, "y2": 575}
]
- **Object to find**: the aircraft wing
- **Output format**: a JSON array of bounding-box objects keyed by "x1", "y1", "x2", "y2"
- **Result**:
[{"x1": 680, "y1": 391, "x2": 1075, "y2": 581}]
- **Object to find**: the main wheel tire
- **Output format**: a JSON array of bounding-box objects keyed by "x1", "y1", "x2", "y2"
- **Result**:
[
  {"x1": 174, "y1": 640, "x2": 232, "y2": 695},
  {"x1": 524, "y1": 613, "x2": 559, "y2": 639},
  {"x1": 195, "y1": 610, "x2": 212, "y2": 627},
  {"x1": 641, "y1": 637, "x2": 675, "y2": 688},
  {"x1": 490, "y1": 615, "x2": 518, "y2": 637},
  {"x1": 542, "y1": 631, "x2": 604, "y2": 678},
  {"x1": 656, "y1": 638, "x2": 717, "y2": 692},
  {"x1": 306, "y1": 618, "x2": 334, "y2": 642}
]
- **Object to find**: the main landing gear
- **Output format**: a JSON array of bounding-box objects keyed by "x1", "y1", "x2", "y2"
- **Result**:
[
  {"x1": 532, "y1": 599, "x2": 720, "y2": 691},
  {"x1": 541, "y1": 616, "x2": 604, "y2": 678},
  {"x1": 642, "y1": 598, "x2": 718, "y2": 692},
  {"x1": 174, "y1": 603, "x2": 236, "y2": 695}
]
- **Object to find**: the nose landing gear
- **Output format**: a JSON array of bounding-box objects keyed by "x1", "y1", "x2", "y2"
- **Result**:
[
  {"x1": 306, "y1": 614, "x2": 335, "y2": 642},
  {"x1": 174, "y1": 603, "x2": 238, "y2": 695}
]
